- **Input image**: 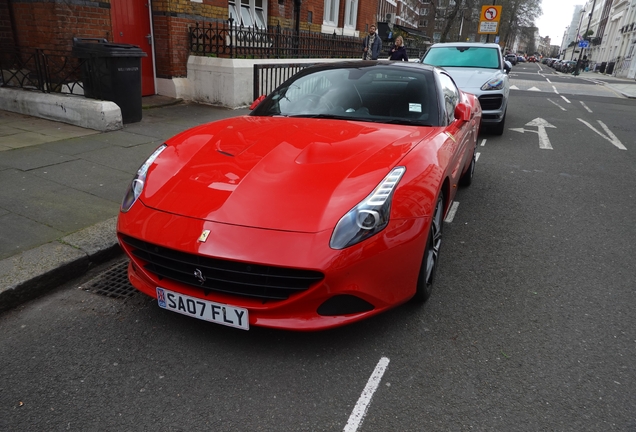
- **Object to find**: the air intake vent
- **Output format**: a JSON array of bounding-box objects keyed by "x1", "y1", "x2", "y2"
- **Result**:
[{"x1": 120, "y1": 235, "x2": 324, "y2": 301}]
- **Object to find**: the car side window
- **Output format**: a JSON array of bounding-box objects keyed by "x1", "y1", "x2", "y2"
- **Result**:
[{"x1": 438, "y1": 73, "x2": 459, "y2": 124}]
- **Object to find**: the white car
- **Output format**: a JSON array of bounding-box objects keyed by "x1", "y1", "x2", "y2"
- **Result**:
[{"x1": 420, "y1": 42, "x2": 511, "y2": 135}]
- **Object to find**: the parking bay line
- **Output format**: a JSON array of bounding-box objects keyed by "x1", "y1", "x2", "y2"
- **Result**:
[
  {"x1": 580, "y1": 101, "x2": 593, "y2": 113},
  {"x1": 547, "y1": 98, "x2": 567, "y2": 111},
  {"x1": 444, "y1": 201, "x2": 460, "y2": 223},
  {"x1": 343, "y1": 357, "x2": 390, "y2": 432}
]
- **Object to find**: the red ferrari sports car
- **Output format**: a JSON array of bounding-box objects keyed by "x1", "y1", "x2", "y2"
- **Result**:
[{"x1": 117, "y1": 61, "x2": 481, "y2": 331}]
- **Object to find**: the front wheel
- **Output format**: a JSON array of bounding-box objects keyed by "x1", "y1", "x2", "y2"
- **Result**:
[
  {"x1": 412, "y1": 191, "x2": 444, "y2": 303},
  {"x1": 491, "y1": 110, "x2": 506, "y2": 136},
  {"x1": 459, "y1": 146, "x2": 476, "y2": 187}
]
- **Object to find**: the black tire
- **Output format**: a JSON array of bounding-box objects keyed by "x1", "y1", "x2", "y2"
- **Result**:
[
  {"x1": 491, "y1": 110, "x2": 506, "y2": 136},
  {"x1": 459, "y1": 146, "x2": 476, "y2": 187},
  {"x1": 413, "y1": 191, "x2": 444, "y2": 303}
]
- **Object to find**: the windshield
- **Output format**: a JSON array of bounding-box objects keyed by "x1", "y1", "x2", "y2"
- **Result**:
[
  {"x1": 251, "y1": 65, "x2": 439, "y2": 127},
  {"x1": 423, "y1": 46, "x2": 501, "y2": 69}
]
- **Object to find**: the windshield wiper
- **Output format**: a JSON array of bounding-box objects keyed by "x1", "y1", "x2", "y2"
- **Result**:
[{"x1": 287, "y1": 114, "x2": 351, "y2": 120}]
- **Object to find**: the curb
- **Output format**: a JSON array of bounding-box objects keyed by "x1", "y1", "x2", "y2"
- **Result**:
[{"x1": 0, "y1": 217, "x2": 123, "y2": 313}]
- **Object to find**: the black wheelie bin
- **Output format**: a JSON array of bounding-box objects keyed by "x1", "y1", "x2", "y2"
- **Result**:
[{"x1": 72, "y1": 38, "x2": 147, "y2": 123}]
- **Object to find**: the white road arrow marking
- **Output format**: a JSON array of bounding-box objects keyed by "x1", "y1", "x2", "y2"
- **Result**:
[
  {"x1": 577, "y1": 119, "x2": 627, "y2": 150},
  {"x1": 528, "y1": 86, "x2": 541, "y2": 91},
  {"x1": 510, "y1": 118, "x2": 555, "y2": 150}
]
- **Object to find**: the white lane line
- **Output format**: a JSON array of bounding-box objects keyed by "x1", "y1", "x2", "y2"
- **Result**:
[
  {"x1": 546, "y1": 78, "x2": 552, "y2": 83},
  {"x1": 577, "y1": 119, "x2": 627, "y2": 150},
  {"x1": 444, "y1": 201, "x2": 460, "y2": 223},
  {"x1": 480, "y1": 139, "x2": 487, "y2": 147},
  {"x1": 344, "y1": 357, "x2": 390, "y2": 432},
  {"x1": 580, "y1": 101, "x2": 593, "y2": 113},
  {"x1": 560, "y1": 95, "x2": 571, "y2": 104},
  {"x1": 547, "y1": 98, "x2": 567, "y2": 111},
  {"x1": 552, "y1": 86, "x2": 559, "y2": 94},
  {"x1": 475, "y1": 152, "x2": 481, "y2": 161}
]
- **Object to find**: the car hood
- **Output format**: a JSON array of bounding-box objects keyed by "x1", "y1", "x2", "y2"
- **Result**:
[
  {"x1": 140, "y1": 116, "x2": 438, "y2": 233},
  {"x1": 442, "y1": 67, "x2": 506, "y2": 92}
]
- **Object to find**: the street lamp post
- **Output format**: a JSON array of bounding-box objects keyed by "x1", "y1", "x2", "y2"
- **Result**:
[
  {"x1": 571, "y1": 8, "x2": 586, "y2": 60},
  {"x1": 574, "y1": 0, "x2": 597, "y2": 75}
]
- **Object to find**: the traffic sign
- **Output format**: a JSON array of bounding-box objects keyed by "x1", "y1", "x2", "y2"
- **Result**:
[
  {"x1": 578, "y1": 40, "x2": 589, "y2": 48},
  {"x1": 479, "y1": 5, "x2": 502, "y2": 35}
]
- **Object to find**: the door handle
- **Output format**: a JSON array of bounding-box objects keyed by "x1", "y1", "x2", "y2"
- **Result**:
[{"x1": 146, "y1": 34, "x2": 152, "y2": 45}]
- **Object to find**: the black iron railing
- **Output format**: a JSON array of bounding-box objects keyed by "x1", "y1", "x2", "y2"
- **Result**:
[
  {"x1": 0, "y1": 46, "x2": 85, "y2": 94},
  {"x1": 190, "y1": 19, "x2": 429, "y2": 60},
  {"x1": 190, "y1": 19, "x2": 365, "y2": 59}
]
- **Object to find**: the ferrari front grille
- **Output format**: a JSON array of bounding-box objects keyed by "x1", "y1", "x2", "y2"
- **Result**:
[
  {"x1": 478, "y1": 94, "x2": 504, "y2": 111},
  {"x1": 120, "y1": 235, "x2": 324, "y2": 301}
]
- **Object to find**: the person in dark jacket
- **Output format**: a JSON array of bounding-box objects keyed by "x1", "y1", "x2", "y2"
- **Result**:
[
  {"x1": 362, "y1": 25, "x2": 382, "y2": 60},
  {"x1": 388, "y1": 36, "x2": 409, "y2": 61}
]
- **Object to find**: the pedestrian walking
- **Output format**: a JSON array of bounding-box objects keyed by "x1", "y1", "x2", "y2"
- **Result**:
[
  {"x1": 388, "y1": 36, "x2": 408, "y2": 61},
  {"x1": 362, "y1": 25, "x2": 382, "y2": 60}
]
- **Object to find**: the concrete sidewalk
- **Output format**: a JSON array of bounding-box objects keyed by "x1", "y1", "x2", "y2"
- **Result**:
[
  {"x1": 0, "y1": 96, "x2": 249, "y2": 312},
  {"x1": 575, "y1": 70, "x2": 636, "y2": 98}
]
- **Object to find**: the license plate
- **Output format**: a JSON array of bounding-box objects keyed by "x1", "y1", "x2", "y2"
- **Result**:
[{"x1": 156, "y1": 287, "x2": 249, "y2": 330}]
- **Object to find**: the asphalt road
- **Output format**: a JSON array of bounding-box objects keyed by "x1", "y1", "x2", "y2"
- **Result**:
[{"x1": 1, "y1": 63, "x2": 635, "y2": 431}]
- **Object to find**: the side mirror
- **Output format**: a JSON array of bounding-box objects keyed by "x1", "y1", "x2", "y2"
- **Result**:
[
  {"x1": 504, "y1": 61, "x2": 512, "y2": 74},
  {"x1": 454, "y1": 102, "x2": 471, "y2": 123},
  {"x1": 250, "y1": 95, "x2": 266, "y2": 110}
]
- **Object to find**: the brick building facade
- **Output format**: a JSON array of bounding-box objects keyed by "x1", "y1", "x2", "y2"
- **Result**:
[{"x1": 1, "y1": 0, "x2": 378, "y2": 89}]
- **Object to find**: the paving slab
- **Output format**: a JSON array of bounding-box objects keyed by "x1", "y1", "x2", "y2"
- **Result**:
[
  {"x1": 30, "y1": 159, "x2": 133, "y2": 203},
  {"x1": 0, "y1": 147, "x2": 78, "y2": 170},
  {"x1": 0, "y1": 213, "x2": 65, "y2": 260}
]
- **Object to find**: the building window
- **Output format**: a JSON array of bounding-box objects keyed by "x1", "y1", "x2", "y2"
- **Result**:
[
  {"x1": 435, "y1": 19, "x2": 443, "y2": 30},
  {"x1": 344, "y1": 0, "x2": 358, "y2": 29},
  {"x1": 419, "y1": 19, "x2": 428, "y2": 27},
  {"x1": 229, "y1": 0, "x2": 267, "y2": 28},
  {"x1": 420, "y1": 7, "x2": 428, "y2": 15},
  {"x1": 433, "y1": 32, "x2": 441, "y2": 43},
  {"x1": 323, "y1": 0, "x2": 340, "y2": 26}
]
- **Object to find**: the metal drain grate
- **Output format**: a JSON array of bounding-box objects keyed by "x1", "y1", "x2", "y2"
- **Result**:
[{"x1": 83, "y1": 259, "x2": 138, "y2": 299}]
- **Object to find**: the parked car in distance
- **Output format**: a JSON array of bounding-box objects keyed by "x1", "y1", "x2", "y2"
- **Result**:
[
  {"x1": 421, "y1": 42, "x2": 510, "y2": 135},
  {"x1": 560, "y1": 60, "x2": 578, "y2": 73},
  {"x1": 517, "y1": 56, "x2": 526, "y2": 63},
  {"x1": 505, "y1": 53, "x2": 518, "y2": 65},
  {"x1": 117, "y1": 61, "x2": 481, "y2": 331}
]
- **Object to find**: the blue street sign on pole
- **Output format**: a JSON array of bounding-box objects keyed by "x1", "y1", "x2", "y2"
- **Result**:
[{"x1": 578, "y1": 40, "x2": 589, "y2": 48}]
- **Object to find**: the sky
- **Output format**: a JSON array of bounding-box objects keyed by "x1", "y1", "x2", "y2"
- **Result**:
[{"x1": 535, "y1": 0, "x2": 584, "y2": 46}]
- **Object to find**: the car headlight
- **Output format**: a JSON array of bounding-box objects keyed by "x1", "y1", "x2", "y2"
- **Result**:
[
  {"x1": 121, "y1": 144, "x2": 167, "y2": 212},
  {"x1": 481, "y1": 76, "x2": 505, "y2": 91},
  {"x1": 330, "y1": 167, "x2": 406, "y2": 250}
]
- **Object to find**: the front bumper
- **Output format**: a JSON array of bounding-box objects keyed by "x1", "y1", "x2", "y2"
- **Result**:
[{"x1": 117, "y1": 202, "x2": 430, "y2": 331}]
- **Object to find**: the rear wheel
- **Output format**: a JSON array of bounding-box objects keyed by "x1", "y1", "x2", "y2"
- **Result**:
[{"x1": 413, "y1": 191, "x2": 444, "y2": 303}]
